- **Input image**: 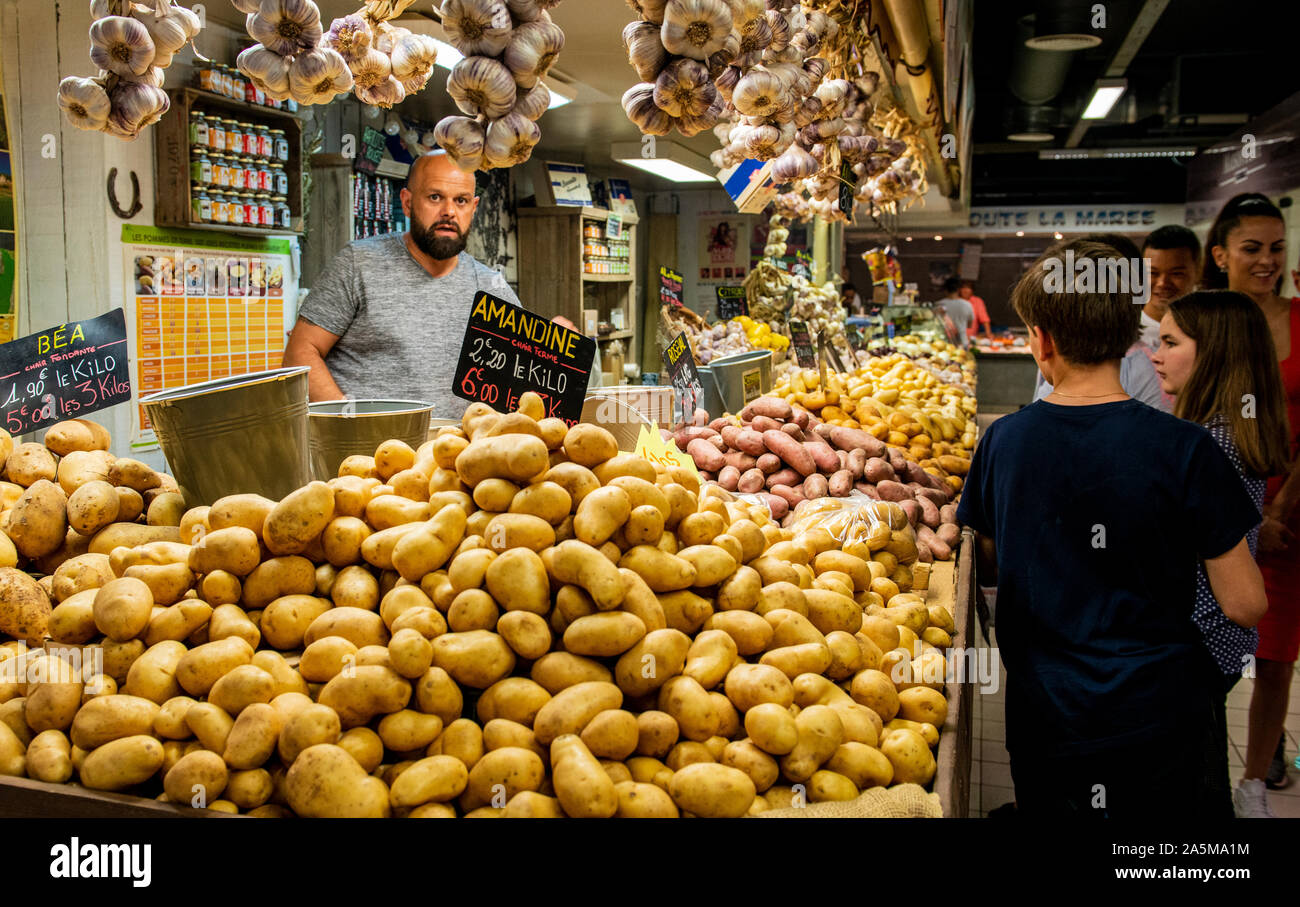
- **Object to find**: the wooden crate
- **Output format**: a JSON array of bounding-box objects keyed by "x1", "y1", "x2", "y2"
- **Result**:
[
  {"x1": 153, "y1": 87, "x2": 305, "y2": 236},
  {"x1": 932, "y1": 530, "x2": 976, "y2": 818},
  {"x1": 0, "y1": 776, "x2": 235, "y2": 819}
]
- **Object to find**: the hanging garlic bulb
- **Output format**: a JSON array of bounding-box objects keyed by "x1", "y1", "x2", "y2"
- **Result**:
[
  {"x1": 347, "y1": 47, "x2": 392, "y2": 92},
  {"x1": 90, "y1": 0, "x2": 130, "y2": 20},
  {"x1": 435, "y1": 115, "x2": 487, "y2": 171},
  {"x1": 627, "y1": 0, "x2": 668, "y2": 25},
  {"x1": 506, "y1": 0, "x2": 542, "y2": 22},
  {"x1": 513, "y1": 80, "x2": 550, "y2": 120},
  {"x1": 89, "y1": 15, "x2": 156, "y2": 78},
  {"x1": 714, "y1": 63, "x2": 741, "y2": 100},
  {"x1": 390, "y1": 33, "x2": 439, "y2": 83},
  {"x1": 652, "y1": 57, "x2": 712, "y2": 118},
  {"x1": 743, "y1": 123, "x2": 780, "y2": 158},
  {"x1": 731, "y1": 67, "x2": 781, "y2": 117},
  {"x1": 734, "y1": 12, "x2": 771, "y2": 65},
  {"x1": 288, "y1": 47, "x2": 353, "y2": 106},
  {"x1": 440, "y1": 0, "x2": 514, "y2": 56},
  {"x1": 622, "y1": 20, "x2": 667, "y2": 83},
  {"x1": 622, "y1": 82, "x2": 672, "y2": 135},
  {"x1": 105, "y1": 80, "x2": 170, "y2": 139},
  {"x1": 447, "y1": 55, "x2": 517, "y2": 119},
  {"x1": 764, "y1": 9, "x2": 789, "y2": 49},
  {"x1": 660, "y1": 0, "x2": 732, "y2": 60},
  {"x1": 230, "y1": 0, "x2": 261, "y2": 13},
  {"x1": 356, "y1": 75, "x2": 406, "y2": 108},
  {"x1": 705, "y1": 32, "x2": 739, "y2": 77},
  {"x1": 325, "y1": 14, "x2": 373, "y2": 62},
  {"x1": 129, "y1": 65, "x2": 166, "y2": 88},
  {"x1": 57, "y1": 76, "x2": 111, "y2": 131},
  {"x1": 132, "y1": 1, "x2": 200, "y2": 56},
  {"x1": 503, "y1": 19, "x2": 564, "y2": 89},
  {"x1": 373, "y1": 24, "x2": 412, "y2": 55},
  {"x1": 483, "y1": 111, "x2": 540, "y2": 168},
  {"x1": 249, "y1": 0, "x2": 323, "y2": 57},
  {"x1": 238, "y1": 43, "x2": 292, "y2": 96},
  {"x1": 771, "y1": 143, "x2": 817, "y2": 182}
]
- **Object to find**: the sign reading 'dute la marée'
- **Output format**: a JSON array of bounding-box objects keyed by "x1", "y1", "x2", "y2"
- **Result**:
[
  {"x1": 0, "y1": 309, "x2": 131, "y2": 435},
  {"x1": 453, "y1": 292, "x2": 596, "y2": 425}
]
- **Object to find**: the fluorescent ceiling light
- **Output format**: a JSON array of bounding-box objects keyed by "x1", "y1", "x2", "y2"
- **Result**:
[
  {"x1": 611, "y1": 141, "x2": 715, "y2": 183},
  {"x1": 1081, "y1": 79, "x2": 1126, "y2": 120},
  {"x1": 1038, "y1": 146, "x2": 1196, "y2": 160}
]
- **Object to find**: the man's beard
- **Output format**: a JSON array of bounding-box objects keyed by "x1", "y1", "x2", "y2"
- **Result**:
[{"x1": 410, "y1": 215, "x2": 468, "y2": 260}]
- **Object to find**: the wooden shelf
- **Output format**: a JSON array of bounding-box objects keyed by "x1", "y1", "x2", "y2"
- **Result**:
[
  {"x1": 582, "y1": 273, "x2": 633, "y2": 283},
  {"x1": 598, "y1": 330, "x2": 634, "y2": 341},
  {"x1": 181, "y1": 221, "x2": 303, "y2": 237},
  {"x1": 519, "y1": 205, "x2": 639, "y2": 226},
  {"x1": 181, "y1": 86, "x2": 304, "y2": 123}
]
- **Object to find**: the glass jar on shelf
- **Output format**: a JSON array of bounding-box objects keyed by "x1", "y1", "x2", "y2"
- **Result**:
[
  {"x1": 229, "y1": 158, "x2": 246, "y2": 190},
  {"x1": 209, "y1": 153, "x2": 228, "y2": 188},
  {"x1": 256, "y1": 193, "x2": 273, "y2": 227},
  {"x1": 222, "y1": 119, "x2": 241, "y2": 154},
  {"x1": 240, "y1": 156, "x2": 258, "y2": 191},
  {"x1": 206, "y1": 116, "x2": 225, "y2": 152},
  {"x1": 272, "y1": 196, "x2": 291, "y2": 230},
  {"x1": 271, "y1": 128, "x2": 289, "y2": 162},
  {"x1": 271, "y1": 161, "x2": 289, "y2": 196},
  {"x1": 230, "y1": 69, "x2": 245, "y2": 102},
  {"x1": 255, "y1": 125, "x2": 272, "y2": 158},
  {"x1": 210, "y1": 190, "x2": 229, "y2": 225}
]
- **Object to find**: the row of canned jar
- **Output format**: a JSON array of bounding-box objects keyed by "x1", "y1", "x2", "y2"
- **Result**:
[
  {"x1": 190, "y1": 112, "x2": 290, "y2": 162},
  {"x1": 196, "y1": 63, "x2": 299, "y2": 113},
  {"x1": 191, "y1": 186, "x2": 292, "y2": 230},
  {"x1": 191, "y1": 153, "x2": 290, "y2": 196}
]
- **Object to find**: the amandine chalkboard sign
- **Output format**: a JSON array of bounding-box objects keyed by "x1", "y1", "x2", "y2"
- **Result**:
[
  {"x1": 0, "y1": 309, "x2": 131, "y2": 436},
  {"x1": 452, "y1": 292, "x2": 596, "y2": 426}
]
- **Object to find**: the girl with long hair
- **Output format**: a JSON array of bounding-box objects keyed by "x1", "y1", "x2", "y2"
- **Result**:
[
  {"x1": 1200, "y1": 193, "x2": 1300, "y2": 816},
  {"x1": 1152, "y1": 290, "x2": 1292, "y2": 815}
]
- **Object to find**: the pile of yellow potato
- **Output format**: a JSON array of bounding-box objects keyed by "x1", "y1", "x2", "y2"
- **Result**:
[
  {"x1": 731, "y1": 316, "x2": 791, "y2": 353},
  {"x1": 773, "y1": 354, "x2": 978, "y2": 464},
  {"x1": 0, "y1": 396, "x2": 954, "y2": 818},
  {"x1": 0, "y1": 421, "x2": 185, "y2": 578}
]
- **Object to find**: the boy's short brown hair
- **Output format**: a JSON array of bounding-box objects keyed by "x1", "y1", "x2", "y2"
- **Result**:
[{"x1": 1012, "y1": 239, "x2": 1139, "y2": 364}]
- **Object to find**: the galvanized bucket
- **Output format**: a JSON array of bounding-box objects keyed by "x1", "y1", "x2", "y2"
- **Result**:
[
  {"x1": 308, "y1": 399, "x2": 434, "y2": 480},
  {"x1": 694, "y1": 366, "x2": 726, "y2": 421},
  {"x1": 141, "y1": 366, "x2": 311, "y2": 507},
  {"x1": 708, "y1": 349, "x2": 773, "y2": 414}
]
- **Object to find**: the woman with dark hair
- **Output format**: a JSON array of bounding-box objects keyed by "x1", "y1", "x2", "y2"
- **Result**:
[
  {"x1": 1152, "y1": 290, "x2": 1292, "y2": 816},
  {"x1": 1201, "y1": 192, "x2": 1300, "y2": 816}
]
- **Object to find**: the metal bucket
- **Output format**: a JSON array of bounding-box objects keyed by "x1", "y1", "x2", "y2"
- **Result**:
[
  {"x1": 694, "y1": 367, "x2": 725, "y2": 421},
  {"x1": 141, "y1": 366, "x2": 311, "y2": 507},
  {"x1": 309, "y1": 399, "x2": 434, "y2": 480},
  {"x1": 708, "y1": 349, "x2": 773, "y2": 414}
]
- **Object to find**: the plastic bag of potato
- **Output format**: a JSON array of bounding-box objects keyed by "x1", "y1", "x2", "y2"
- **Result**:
[{"x1": 0, "y1": 394, "x2": 952, "y2": 818}]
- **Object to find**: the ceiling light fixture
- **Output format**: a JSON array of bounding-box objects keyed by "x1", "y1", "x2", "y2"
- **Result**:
[
  {"x1": 611, "y1": 140, "x2": 716, "y2": 183},
  {"x1": 1054, "y1": 232, "x2": 1064, "y2": 239},
  {"x1": 933, "y1": 235, "x2": 943, "y2": 241},
  {"x1": 1081, "y1": 78, "x2": 1127, "y2": 120},
  {"x1": 1038, "y1": 145, "x2": 1196, "y2": 160},
  {"x1": 1016, "y1": 231, "x2": 1025, "y2": 237}
]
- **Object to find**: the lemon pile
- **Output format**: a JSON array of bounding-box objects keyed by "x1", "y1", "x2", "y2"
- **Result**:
[{"x1": 732, "y1": 316, "x2": 790, "y2": 352}]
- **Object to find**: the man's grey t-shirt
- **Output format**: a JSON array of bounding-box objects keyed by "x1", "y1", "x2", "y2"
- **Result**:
[
  {"x1": 938, "y1": 296, "x2": 974, "y2": 348},
  {"x1": 299, "y1": 234, "x2": 599, "y2": 415}
]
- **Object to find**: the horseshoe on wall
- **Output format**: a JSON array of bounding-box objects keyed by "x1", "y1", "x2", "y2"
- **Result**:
[{"x1": 107, "y1": 168, "x2": 142, "y2": 219}]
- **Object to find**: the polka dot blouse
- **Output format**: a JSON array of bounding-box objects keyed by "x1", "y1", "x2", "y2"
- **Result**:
[{"x1": 1192, "y1": 416, "x2": 1263, "y2": 678}]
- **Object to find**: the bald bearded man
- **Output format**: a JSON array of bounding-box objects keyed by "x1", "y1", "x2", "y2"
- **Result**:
[{"x1": 285, "y1": 149, "x2": 599, "y2": 411}]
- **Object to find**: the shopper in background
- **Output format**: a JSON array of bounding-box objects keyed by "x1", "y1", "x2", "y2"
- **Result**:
[
  {"x1": 1140, "y1": 225, "x2": 1201, "y2": 351},
  {"x1": 1202, "y1": 192, "x2": 1300, "y2": 813},
  {"x1": 935, "y1": 277, "x2": 974, "y2": 349},
  {"x1": 959, "y1": 280, "x2": 993, "y2": 341},
  {"x1": 958, "y1": 239, "x2": 1267, "y2": 818},
  {"x1": 1032, "y1": 233, "x2": 1170, "y2": 411},
  {"x1": 841, "y1": 282, "x2": 863, "y2": 316},
  {"x1": 1151, "y1": 290, "x2": 1291, "y2": 817}
]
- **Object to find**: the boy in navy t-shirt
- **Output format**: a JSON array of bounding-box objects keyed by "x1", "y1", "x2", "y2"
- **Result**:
[{"x1": 957, "y1": 239, "x2": 1267, "y2": 818}]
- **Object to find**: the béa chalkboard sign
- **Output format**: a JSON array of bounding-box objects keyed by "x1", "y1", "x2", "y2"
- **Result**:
[
  {"x1": 0, "y1": 309, "x2": 131, "y2": 436},
  {"x1": 354, "y1": 126, "x2": 387, "y2": 174},
  {"x1": 662, "y1": 331, "x2": 704, "y2": 423},
  {"x1": 453, "y1": 292, "x2": 596, "y2": 426},
  {"x1": 839, "y1": 161, "x2": 855, "y2": 224},
  {"x1": 715, "y1": 285, "x2": 747, "y2": 320},
  {"x1": 659, "y1": 266, "x2": 683, "y2": 307},
  {"x1": 787, "y1": 320, "x2": 817, "y2": 369}
]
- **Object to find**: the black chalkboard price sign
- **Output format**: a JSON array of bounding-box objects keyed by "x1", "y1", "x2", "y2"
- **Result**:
[
  {"x1": 453, "y1": 292, "x2": 596, "y2": 426},
  {"x1": 0, "y1": 309, "x2": 131, "y2": 436},
  {"x1": 845, "y1": 324, "x2": 867, "y2": 352},
  {"x1": 715, "y1": 285, "x2": 748, "y2": 320},
  {"x1": 354, "y1": 126, "x2": 387, "y2": 174},
  {"x1": 662, "y1": 331, "x2": 704, "y2": 423},
  {"x1": 787, "y1": 320, "x2": 817, "y2": 369},
  {"x1": 659, "y1": 266, "x2": 683, "y2": 307}
]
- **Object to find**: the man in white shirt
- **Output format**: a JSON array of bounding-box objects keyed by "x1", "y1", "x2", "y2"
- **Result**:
[{"x1": 1139, "y1": 225, "x2": 1201, "y2": 351}]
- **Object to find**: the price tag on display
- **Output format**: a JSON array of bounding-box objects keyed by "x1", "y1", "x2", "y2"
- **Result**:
[
  {"x1": 819, "y1": 330, "x2": 846, "y2": 373},
  {"x1": 634, "y1": 421, "x2": 700, "y2": 479},
  {"x1": 845, "y1": 325, "x2": 867, "y2": 352},
  {"x1": 662, "y1": 331, "x2": 704, "y2": 425},
  {"x1": 0, "y1": 309, "x2": 131, "y2": 435},
  {"x1": 787, "y1": 320, "x2": 817, "y2": 370},
  {"x1": 659, "y1": 266, "x2": 683, "y2": 308},
  {"x1": 452, "y1": 292, "x2": 596, "y2": 426},
  {"x1": 839, "y1": 161, "x2": 855, "y2": 224},
  {"x1": 606, "y1": 213, "x2": 622, "y2": 240},
  {"x1": 715, "y1": 285, "x2": 748, "y2": 320},
  {"x1": 355, "y1": 126, "x2": 386, "y2": 174}
]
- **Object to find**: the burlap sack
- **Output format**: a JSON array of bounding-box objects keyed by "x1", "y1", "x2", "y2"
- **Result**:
[{"x1": 753, "y1": 783, "x2": 942, "y2": 818}]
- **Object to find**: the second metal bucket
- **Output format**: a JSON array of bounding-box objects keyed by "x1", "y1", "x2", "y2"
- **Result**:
[
  {"x1": 140, "y1": 366, "x2": 312, "y2": 507},
  {"x1": 309, "y1": 399, "x2": 434, "y2": 480},
  {"x1": 708, "y1": 349, "x2": 773, "y2": 414}
]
